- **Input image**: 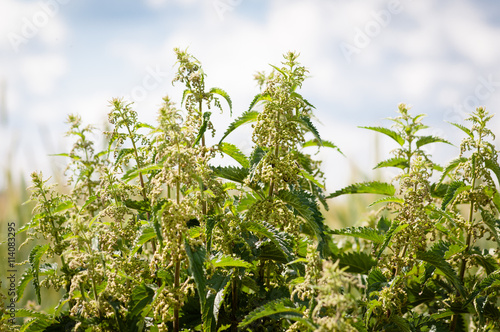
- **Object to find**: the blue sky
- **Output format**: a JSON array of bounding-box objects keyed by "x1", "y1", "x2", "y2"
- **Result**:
[{"x1": 1, "y1": 0, "x2": 500, "y2": 191}]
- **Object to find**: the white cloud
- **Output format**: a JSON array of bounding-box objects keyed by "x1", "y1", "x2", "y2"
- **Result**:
[{"x1": 20, "y1": 54, "x2": 68, "y2": 95}]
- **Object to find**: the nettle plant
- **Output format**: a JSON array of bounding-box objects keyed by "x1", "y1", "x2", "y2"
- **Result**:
[
  {"x1": 9, "y1": 49, "x2": 500, "y2": 332},
  {"x1": 329, "y1": 105, "x2": 500, "y2": 331}
]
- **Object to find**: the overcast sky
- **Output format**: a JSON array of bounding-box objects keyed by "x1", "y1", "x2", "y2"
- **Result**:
[{"x1": 1, "y1": 0, "x2": 500, "y2": 192}]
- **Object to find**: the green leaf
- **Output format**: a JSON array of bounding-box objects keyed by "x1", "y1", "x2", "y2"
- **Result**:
[
  {"x1": 124, "y1": 198, "x2": 151, "y2": 213},
  {"x1": 466, "y1": 271, "x2": 500, "y2": 306},
  {"x1": 441, "y1": 181, "x2": 469, "y2": 210},
  {"x1": 210, "y1": 87, "x2": 232, "y2": 115},
  {"x1": 374, "y1": 157, "x2": 409, "y2": 170},
  {"x1": 211, "y1": 166, "x2": 249, "y2": 184},
  {"x1": 417, "y1": 250, "x2": 465, "y2": 298},
  {"x1": 206, "y1": 215, "x2": 218, "y2": 253},
  {"x1": 367, "y1": 268, "x2": 388, "y2": 295},
  {"x1": 238, "y1": 298, "x2": 309, "y2": 329},
  {"x1": 302, "y1": 139, "x2": 343, "y2": 155},
  {"x1": 181, "y1": 88, "x2": 193, "y2": 107},
  {"x1": 327, "y1": 181, "x2": 396, "y2": 199},
  {"x1": 51, "y1": 200, "x2": 74, "y2": 214},
  {"x1": 276, "y1": 189, "x2": 328, "y2": 254},
  {"x1": 131, "y1": 224, "x2": 157, "y2": 256},
  {"x1": 360, "y1": 126, "x2": 405, "y2": 146},
  {"x1": 194, "y1": 111, "x2": 212, "y2": 146},
  {"x1": 376, "y1": 221, "x2": 407, "y2": 259},
  {"x1": 209, "y1": 255, "x2": 252, "y2": 269},
  {"x1": 204, "y1": 273, "x2": 231, "y2": 331},
  {"x1": 29, "y1": 244, "x2": 49, "y2": 304},
  {"x1": 78, "y1": 195, "x2": 97, "y2": 214},
  {"x1": 335, "y1": 252, "x2": 376, "y2": 274},
  {"x1": 293, "y1": 115, "x2": 322, "y2": 143},
  {"x1": 416, "y1": 135, "x2": 452, "y2": 149},
  {"x1": 17, "y1": 268, "x2": 34, "y2": 302},
  {"x1": 368, "y1": 196, "x2": 404, "y2": 207},
  {"x1": 485, "y1": 158, "x2": 500, "y2": 185},
  {"x1": 122, "y1": 164, "x2": 162, "y2": 182},
  {"x1": 218, "y1": 142, "x2": 250, "y2": 168},
  {"x1": 450, "y1": 122, "x2": 473, "y2": 138},
  {"x1": 16, "y1": 308, "x2": 53, "y2": 319},
  {"x1": 185, "y1": 241, "x2": 207, "y2": 313},
  {"x1": 390, "y1": 315, "x2": 411, "y2": 332},
  {"x1": 20, "y1": 317, "x2": 56, "y2": 332},
  {"x1": 219, "y1": 109, "x2": 259, "y2": 143},
  {"x1": 480, "y1": 210, "x2": 500, "y2": 247},
  {"x1": 243, "y1": 220, "x2": 293, "y2": 262},
  {"x1": 290, "y1": 91, "x2": 316, "y2": 109},
  {"x1": 114, "y1": 147, "x2": 135, "y2": 166},
  {"x1": 331, "y1": 227, "x2": 385, "y2": 244},
  {"x1": 439, "y1": 157, "x2": 467, "y2": 183},
  {"x1": 127, "y1": 282, "x2": 155, "y2": 319}
]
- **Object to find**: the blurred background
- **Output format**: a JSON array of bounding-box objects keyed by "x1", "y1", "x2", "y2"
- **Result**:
[{"x1": 1, "y1": 0, "x2": 500, "y2": 310}]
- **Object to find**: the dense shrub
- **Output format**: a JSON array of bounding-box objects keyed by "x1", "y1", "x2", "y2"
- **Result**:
[{"x1": 8, "y1": 50, "x2": 500, "y2": 331}]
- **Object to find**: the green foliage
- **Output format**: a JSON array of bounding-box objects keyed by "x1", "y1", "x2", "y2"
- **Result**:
[{"x1": 16, "y1": 51, "x2": 500, "y2": 332}]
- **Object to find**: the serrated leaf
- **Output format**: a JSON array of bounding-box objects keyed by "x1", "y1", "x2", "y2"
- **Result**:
[
  {"x1": 417, "y1": 250, "x2": 465, "y2": 298},
  {"x1": 185, "y1": 241, "x2": 207, "y2": 313},
  {"x1": 243, "y1": 220, "x2": 293, "y2": 262},
  {"x1": 127, "y1": 282, "x2": 155, "y2": 319},
  {"x1": 485, "y1": 158, "x2": 500, "y2": 185},
  {"x1": 302, "y1": 139, "x2": 343, "y2": 155},
  {"x1": 481, "y1": 210, "x2": 500, "y2": 247},
  {"x1": 212, "y1": 166, "x2": 249, "y2": 184},
  {"x1": 327, "y1": 181, "x2": 395, "y2": 199},
  {"x1": 219, "y1": 109, "x2": 259, "y2": 143},
  {"x1": 51, "y1": 200, "x2": 74, "y2": 214},
  {"x1": 416, "y1": 135, "x2": 452, "y2": 149},
  {"x1": 377, "y1": 221, "x2": 407, "y2": 259},
  {"x1": 367, "y1": 268, "x2": 387, "y2": 295},
  {"x1": 204, "y1": 273, "x2": 231, "y2": 331},
  {"x1": 122, "y1": 164, "x2": 162, "y2": 182},
  {"x1": 439, "y1": 157, "x2": 467, "y2": 183},
  {"x1": 390, "y1": 315, "x2": 411, "y2": 332},
  {"x1": 331, "y1": 227, "x2": 385, "y2": 244},
  {"x1": 30, "y1": 244, "x2": 49, "y2": 304},
  {"x1": 206, "y1": 215, "x2": 218, "y2": 253},
  {"x1": 374, "y1": 157, "x2": 409, "y2": 169},
  {"x1": 17, "y1": 268, "x2": 34, "y2": 302},
  {"x1": 368, "y1": 196, "x2": 404, "y2": 207},
  {"x1": 78, "y1": 195, "x2": 97, "y2": 214},
  {"x1": 441, "y1": 181, "x2": 469, "y2": 210},
  {"x1": 16, "y1": 308, "x2": 53, "y2": 319},
  {"x1": 290, "y1": 91, "x2": 316, "y2": 109},
  {"x1": 20, "y1": 317, "x2": 56, "y2": 332},
  {"x1": 114, "y1": 148, "x2": 135, "y2": 166},
  {"x1": 335, "y1": 251, "x2": 376, "y2": 274},
  {"x1": 360, "y1": 126, "x2": 405, "y2": 146},
  {"x1": 219, "y1": 142, "x2": 250, "y2": 168},
  {"x1": 238, "y1": 298, "x2": 306, "y2": 329},
  {"x1": 210, "y1": 87, "x2": 232, "y2": 115},
  {"x1": 181, "y1": 88, "x2": 193, "y2": 107},
  {"x1": 131, "y1": 224, "x2": 156, "y2": 256},
  {"x1": 450, "y1": 122, "x2": 473, "y2": 138},
  {"x1": 209, "y1": 255, "x2": 252, "y2": 269},
  {"x1": 276, "y1": 189, "x2": 327, "y2": 254},
  {"x1": 293, "y1": 115, "x2": 322, "y2": 143},
  {"x1": 193, "y1": 111, "x2": 212, "y2": 146}
]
